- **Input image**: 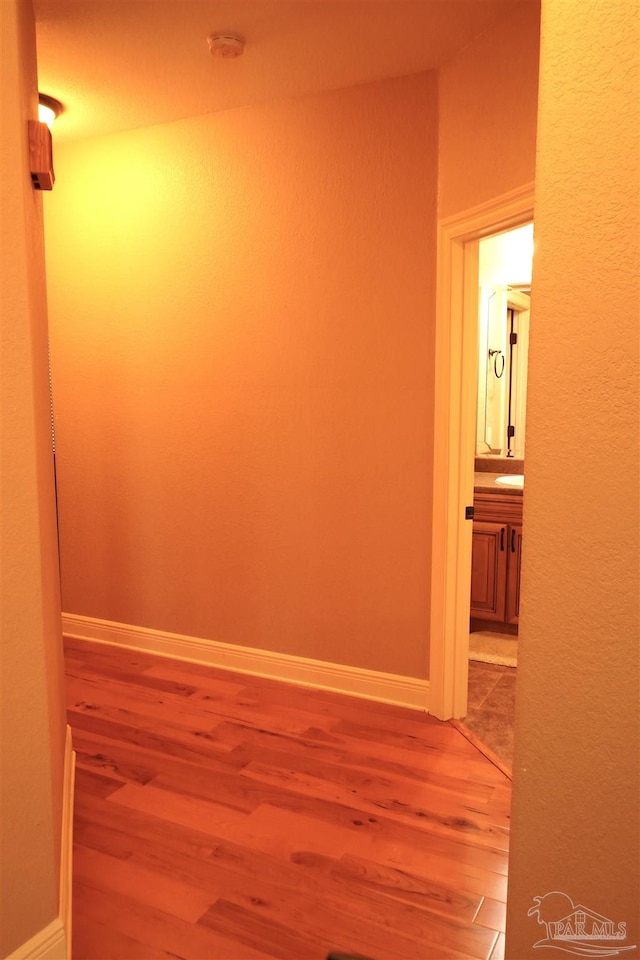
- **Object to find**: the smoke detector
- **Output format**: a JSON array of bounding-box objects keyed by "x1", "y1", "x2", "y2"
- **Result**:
[{"x1": 207, "y1": 34, "x2": 244, "y2": 58}]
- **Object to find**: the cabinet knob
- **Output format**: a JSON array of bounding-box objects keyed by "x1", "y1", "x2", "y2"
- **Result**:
[{"x1": 500, "y1": 527, "x2": 505, "y2": 551}]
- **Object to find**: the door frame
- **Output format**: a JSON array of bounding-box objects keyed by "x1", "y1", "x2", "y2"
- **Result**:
[{"x1": 428, "y1": 183, "x2": 535, "y2": 720}]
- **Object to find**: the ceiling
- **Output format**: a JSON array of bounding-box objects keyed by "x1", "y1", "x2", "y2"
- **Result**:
[{"x1": 34, "y1": 0, "x2": 525, "y2": 143}]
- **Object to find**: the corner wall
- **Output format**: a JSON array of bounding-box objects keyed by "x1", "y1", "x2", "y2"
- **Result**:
[
  {"x1": 506, "y1": 0, "x2": 640, "y2": 953},
  {"x1": 0, "y1": 0, "x2": 67, "y2": 954},
  {"x1": 45, "y1": 73, "x2": 438, "y2": 679}
]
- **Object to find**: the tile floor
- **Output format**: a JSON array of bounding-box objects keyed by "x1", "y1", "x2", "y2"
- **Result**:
[{"x1": 463, "y1": 661, "x2": 517, "y2": 769}]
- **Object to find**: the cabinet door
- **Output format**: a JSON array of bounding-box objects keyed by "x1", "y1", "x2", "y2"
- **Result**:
[
  {"x1": 470, "y1": 522, "x2": 507, "y2": 621},
  {"x1": 506, "y1": 524, "x2": 523, "y2": 624}
]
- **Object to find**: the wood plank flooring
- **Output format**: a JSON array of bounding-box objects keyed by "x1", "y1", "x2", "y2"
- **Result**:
[{"x1": 65, "y1": 638, "x2": 511, "y2": 960}]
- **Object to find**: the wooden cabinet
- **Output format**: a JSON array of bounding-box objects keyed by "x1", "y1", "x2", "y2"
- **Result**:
[
  {"x1": 470, "y1": 521, "x2": 507, "y2": 621},
  {"x1": 470, "y1": 493, "x2": 523, "y2": 627}
]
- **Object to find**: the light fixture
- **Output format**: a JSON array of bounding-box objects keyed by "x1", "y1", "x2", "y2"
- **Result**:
[
  {"x1": 38, "y1": 93, "x2": 63, "y2": 129},
  {"x1": 207, "y1": 33, "x2": 244, "y2": 58},
  {"x1": 29, "y1": 94, "x2": 63, "y2": 190}
]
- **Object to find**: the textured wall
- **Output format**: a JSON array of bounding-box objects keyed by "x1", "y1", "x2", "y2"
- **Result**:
[
  {"x1": 506, "y1": 0, "x2": 640, "y2": 954},
  {"x1": 0, "y1": 0, "x2": 67, "y2": 953},
  {"x1": 438, "y1": 0, "x2": 540, "y2": 218},
  {"x1": 45, "y1": 73, "x2": 437, "y2": 678}
]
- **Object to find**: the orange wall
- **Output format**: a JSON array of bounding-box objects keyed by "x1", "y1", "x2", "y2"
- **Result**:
[
  {"x1": 0, "y1": 0, "x2": 67, "y2": 953},
  {"x1": 438, "y1": 0, "x2": 540, "y2": 218},
  {"x1": 506, "y1": 0, "x2": 639, "y2": 953},
  {"x1": 45, "y1": 73, "x2": 437, "y2": 678}
]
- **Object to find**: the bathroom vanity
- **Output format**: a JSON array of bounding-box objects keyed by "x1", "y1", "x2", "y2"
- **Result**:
[{"x1": 470, "y1": 477, "x2": 523, "y2": 629}]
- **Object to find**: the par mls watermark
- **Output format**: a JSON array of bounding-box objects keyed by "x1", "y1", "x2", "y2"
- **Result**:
[{"x1": 529, "y1": 891, "x2": 636, "y2": 957}]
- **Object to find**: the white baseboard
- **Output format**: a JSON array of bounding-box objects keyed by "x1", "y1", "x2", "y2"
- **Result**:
[
  {"x1": 62, "y1": 613, "x2": 429, "y2": 712},
  {"x1": 6, "y1": 919, "x2": 66, "y2": 960},
  {"x1": 6, "y1": 729, "x2": 75, "y2": 960}
]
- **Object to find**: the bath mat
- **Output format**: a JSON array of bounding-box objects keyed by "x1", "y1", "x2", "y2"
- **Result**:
[{"x1": 469, "y1": 631, "x2": 518, "y2": 667}]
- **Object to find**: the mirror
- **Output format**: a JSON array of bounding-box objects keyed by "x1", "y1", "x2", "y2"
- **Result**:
[{"x1": 476, "y1": 225, "x2": 533, "y2": 460}]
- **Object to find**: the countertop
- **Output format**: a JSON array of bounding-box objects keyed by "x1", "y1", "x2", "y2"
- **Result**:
[{"x1": 474, "y1": 472, "x2": 524, "y2": 496}]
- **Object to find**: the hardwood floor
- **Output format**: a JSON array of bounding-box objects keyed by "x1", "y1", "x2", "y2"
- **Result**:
[{"x1": 65, "y1": 638, "x2": 511, "y2": 960}]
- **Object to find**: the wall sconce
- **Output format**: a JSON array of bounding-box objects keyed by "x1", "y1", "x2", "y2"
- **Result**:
[{"x1": 29, "y1": 94, "x2": 63, "y2": 190}]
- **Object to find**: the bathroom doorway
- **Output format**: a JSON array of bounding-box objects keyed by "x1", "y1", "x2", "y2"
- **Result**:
[
  {"x1": 428, "y1": 184, "x2": 534, "y2": 725},
  {"x1": 460, "y1": 222, "x2": 533, "y2": 771},
  {"x1": 469, "y1": 224, "x2": 533, "y2": 662}
]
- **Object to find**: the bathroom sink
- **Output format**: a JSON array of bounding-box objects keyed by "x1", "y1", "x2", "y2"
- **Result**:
[{"x1": 495, "y1": 475, "x2": 524, "y2": 487}]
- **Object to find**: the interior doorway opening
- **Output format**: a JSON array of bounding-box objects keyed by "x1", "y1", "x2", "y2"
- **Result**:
[
  {"x1": 428, "y1": 184, "x2": 535, "y2": 724},
  {"x1": 470, "y1": 224, "x2": 533, "y2": 653},
  {"x1": 463, "y1": 222, "x2": 534, "y2": 771}
]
